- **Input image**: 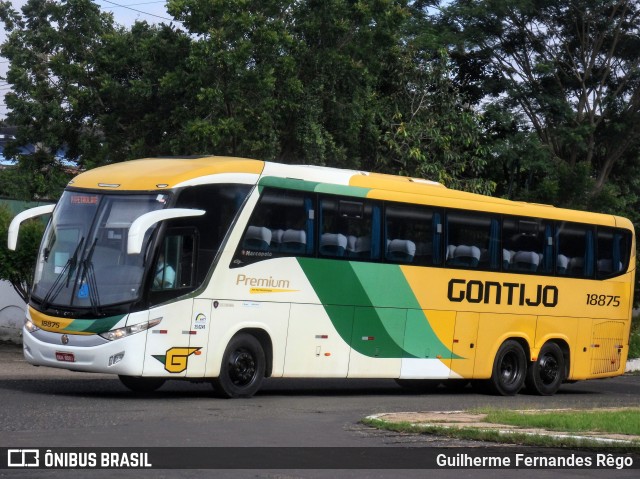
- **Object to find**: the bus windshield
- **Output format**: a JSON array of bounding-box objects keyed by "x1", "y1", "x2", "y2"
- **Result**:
[{"x1": 32, "y1": 191, "x2": 169, "y2": 312}]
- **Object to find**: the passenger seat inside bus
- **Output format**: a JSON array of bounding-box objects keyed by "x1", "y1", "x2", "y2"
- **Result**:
[
  {"x1": 511, "y1": 250, "x2": 540, "y2": 272},
  {"x1": 243, "y1": 226, "x2": 272, "y2": 251},
  {"x1": 279, "y1": 229, "x2": 307, "y2": 254},
  {"x1": 347, "y1": 235, "x2": 372, "y2": 259},
  {"x1": 320, "y1": 233, "x2": 348, "y2": 257},
  {"x1": 448, "y1": 244, "x2": 481, "y2": 267},
  {"x1": 387, "y1": 239, "x2": 416, "y2": 263}
]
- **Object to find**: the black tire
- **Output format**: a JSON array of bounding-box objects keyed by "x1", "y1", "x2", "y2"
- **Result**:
[
  {"x1": 395, "y1": 379, "x2": 441, "y2": 392},
  {"x1": 212, "y1": 333, "x2": 265, "y2": 398},
  {"x1": 525, "y1": 342, "x2": 565, "y2": 396},
  {"x1": 488, "y1": 340, "x2": 527, "y2": 396},
  {"x1": 118, "y1": 375, "x2": 165, "y2": 393}
]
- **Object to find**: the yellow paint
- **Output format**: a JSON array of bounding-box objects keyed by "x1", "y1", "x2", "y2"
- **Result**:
[
  {"x1": 70, "y1": 156, "x2": 264, "y2": 190},
  {"x1": 29, "y1": 307, "x2": 93, "y2": 335},
  {"x1": 249, "y1": 288, "x2": 299, "y2": 294},
  {"x1": 165, "y1": 347, "x2": 201, "y2": 373}
]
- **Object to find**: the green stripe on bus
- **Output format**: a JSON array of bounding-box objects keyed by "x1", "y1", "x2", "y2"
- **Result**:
[
  {"x1": 63, "y1": 315, "x2": 125, "y2": 334},
  {"x1": 258, "y1": 176, "x2": 371, "y2": 197},
  {"x1": 297, "y1": 258, "x2": 459, "y2": 359}
]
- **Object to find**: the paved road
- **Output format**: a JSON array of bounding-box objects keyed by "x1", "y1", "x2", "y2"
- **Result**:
[{"x1": 1, "y1": 343, "x2": 638, "y2": 478}]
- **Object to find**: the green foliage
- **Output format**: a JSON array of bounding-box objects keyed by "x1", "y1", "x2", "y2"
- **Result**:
[
  {"x1": 443, "y1": 0, "x2": 640, "y2": 209},
  {"x1": 0, "y1": 204, "x2": 46, "y2": 302},
  {"x1": 1, "y1": 0, "x2": 497, "y2": 198}
]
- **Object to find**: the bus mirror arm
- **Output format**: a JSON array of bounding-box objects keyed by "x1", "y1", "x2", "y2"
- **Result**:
[
  {"x1": 127, "y1": 209, "x2": 205, "y2": 255},
  {"x1": 7, "y1": 204, "x2": 55, "y2": 251}
]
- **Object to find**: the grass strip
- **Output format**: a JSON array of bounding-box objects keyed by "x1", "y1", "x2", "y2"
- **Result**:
[
  {"x1": 481, "y1": 408, "x2": 640, "y2": 436},
  {"x1": 362, "y1": 409, "x2": 640, "y2": 450}
]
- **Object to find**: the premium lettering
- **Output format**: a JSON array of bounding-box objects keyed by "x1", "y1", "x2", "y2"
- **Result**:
[
  {"x1": 236, "y1": 274, "x2": 290, "y2": 289},
  {"x1": 448, "y1": 279, "x2": 558, "y2": 307}
]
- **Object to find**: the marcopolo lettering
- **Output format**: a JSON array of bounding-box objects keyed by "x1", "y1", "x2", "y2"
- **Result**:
[{"x1": 448, "y1": 279, "x2": 558, "y2": 307}]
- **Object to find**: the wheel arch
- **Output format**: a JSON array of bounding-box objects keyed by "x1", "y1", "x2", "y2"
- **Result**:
[
  {"x1": 539, "y1": 338, "x2": 571, "y2": 380},
  {"x1": 233, "y1": 327, "x2": 274, "y2": 378}
]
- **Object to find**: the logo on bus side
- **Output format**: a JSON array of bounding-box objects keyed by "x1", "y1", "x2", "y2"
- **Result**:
[
  {"x1": 152, "y1": 347, "x2": 201, "y2": 373},
  {"x1": 447, "y1": 279, "x2": 558, "y2": 307}
]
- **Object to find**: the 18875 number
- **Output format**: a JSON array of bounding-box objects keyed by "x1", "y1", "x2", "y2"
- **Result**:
[{"x1": 586, "y1": 294, "x2": 620, "y2": 307}]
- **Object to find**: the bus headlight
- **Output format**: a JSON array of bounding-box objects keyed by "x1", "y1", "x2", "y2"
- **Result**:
[
  {"x1": 24, "y1": 319, "x2": 39, "y2": 333},
  {"x1": 99, "y1": 317, "x2": 162, "y2": 341}
]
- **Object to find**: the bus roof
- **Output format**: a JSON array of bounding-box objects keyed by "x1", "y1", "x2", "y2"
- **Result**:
[{"x1": 67, "y1": 156, "x2": 631, "y2": 229}]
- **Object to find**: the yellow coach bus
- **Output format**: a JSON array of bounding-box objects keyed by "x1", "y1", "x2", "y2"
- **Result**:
[{"x1": 7, "y1": 156, "x2": 636, "y2": 397}]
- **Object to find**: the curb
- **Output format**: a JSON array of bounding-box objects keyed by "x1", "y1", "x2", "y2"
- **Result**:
[
  {"x1": 366, "y1": 410, "x2": 640, "y2": 446},
  {"x1": 626, "y1": 358, "x2": 640, "y2": 372}
]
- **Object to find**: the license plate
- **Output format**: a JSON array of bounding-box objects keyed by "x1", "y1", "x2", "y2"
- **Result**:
[{"x1": 55, "y1": 352, "x2": 75, "y2": 362}]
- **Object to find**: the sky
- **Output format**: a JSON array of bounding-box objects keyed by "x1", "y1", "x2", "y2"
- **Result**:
[{"x1": 0, "y1": 0, "x2": 173, "y2": 121}]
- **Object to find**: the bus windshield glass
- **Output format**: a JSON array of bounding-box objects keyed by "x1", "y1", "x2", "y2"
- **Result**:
[{"x1": 32, "y1": 191, "x2": 169, "y2": 311}]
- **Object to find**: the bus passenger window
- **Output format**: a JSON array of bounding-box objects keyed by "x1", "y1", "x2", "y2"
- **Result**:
[
  {"x1": 446, "y1": 212, "x2": 499, "y2": 270},
  {"x1": 233, "y1": 188, "x2": 313, "y2": 266},
  {"x1": 502, "y1": 217, "x2": 552, "y2": 273},
  {"x1": 556, "y1": 223, "x2": 595, "y2": 278},
  {"x1": 319, "y1": 197, "x2": 379, "y2": 261},
  {"x1": 385, "y1": 204, "x2": 440, "y2": 265},
  {"x1": 596, "y1": 228, "x2": 630, "y2": 278}
]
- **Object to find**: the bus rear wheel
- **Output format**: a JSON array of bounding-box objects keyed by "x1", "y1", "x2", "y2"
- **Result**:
[
  {"x1": 488, "y1": 340, "x2": 527, "y2": 396},
  {"x1": 212, "y1": 333, "x2": 265, "y2": 398},
  {"x1": 118, "y1": 375, "x2": 165, "y2": 393},
  {"x1": 525, "y1": 342, "x2": 565, "y2": 396}
]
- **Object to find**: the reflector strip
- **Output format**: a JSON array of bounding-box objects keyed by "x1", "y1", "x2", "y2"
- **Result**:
[
  {"x1": 182, "y1": 331, "x2": 197, "y2": 335},
  {"x1": 362, "y1": 336, "x2": 375, "y2": 341}
]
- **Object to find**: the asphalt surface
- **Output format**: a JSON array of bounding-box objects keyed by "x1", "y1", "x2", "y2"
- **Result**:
[{"x1": 1, "y1": 343, "x2": 639, "y2": 478}]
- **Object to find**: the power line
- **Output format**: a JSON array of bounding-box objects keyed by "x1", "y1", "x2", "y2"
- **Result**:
[
  {"x1": 99, "y1": 0, "x2": 179, "y2": 22},
  {"x1": 103, "y1": 1, "x2": 166, "y2": 8}
]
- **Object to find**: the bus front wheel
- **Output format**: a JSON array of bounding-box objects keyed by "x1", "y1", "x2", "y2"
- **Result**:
[
  {"x1": 212, "y1": 333, "x2": 265, "y2": 398},
  {"x1": 525, "y1": 342, "x2": 565, "y2": 396},
  {"x1": 119, "y1": 375, "x2": 165, "y2": 393},
  {"x1": 488, "y1": 340, "x2": 527, "y2": 396}
]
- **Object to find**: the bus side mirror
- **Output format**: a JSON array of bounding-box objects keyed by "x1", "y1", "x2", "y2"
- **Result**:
[
  {"x1": 7, "y1": 204, "x2": 55, "y2": 250},
  {"x1": 127, "y1": 209, "x2": 205, "y2": 254}
]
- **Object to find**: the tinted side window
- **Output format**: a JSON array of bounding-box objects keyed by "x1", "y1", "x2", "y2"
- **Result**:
[
  {"x1": 234, "y1": 188, "x2": 313, "y2": 266},
  {"x1": 385, "y1": 203, "x2": 442, "y2": 265},
  {"x1": 502, "y1": 217, "x2": 553, "y2": 273},
  {"x1": 556, "y1": 222, "x2": 595, "y2": 278},
  {"x1": 596, "y1": 228, "x2": 630, "y2": 278},
  {"x1": 319, "y1": 196, "x2": 380, "y2": 260},
  {"x1": 446, "y1": 212, "x2": 500, "y2": 270}
]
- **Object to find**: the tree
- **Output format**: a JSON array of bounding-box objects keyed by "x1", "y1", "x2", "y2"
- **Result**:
[
  {"x1": 442, "y1": 0, "x2": 640, "y2": 209},
  {"x1": 0, "y1": 0, "x2": 115, "y2": 176},
  {"x1": 0, "y1": 0, "x2": 192, "y2": 176},
  {"x1": 0, "y1": 204, "x2": 46, "y2": 302}
]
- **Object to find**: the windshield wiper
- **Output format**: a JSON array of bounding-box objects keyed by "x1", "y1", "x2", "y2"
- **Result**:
[
  {"x1": 41, "y1": 236, "x2": 85, "y2": 310},
  {"x1": 78, "y1": 238, "x2": 101, "y2": 315}
]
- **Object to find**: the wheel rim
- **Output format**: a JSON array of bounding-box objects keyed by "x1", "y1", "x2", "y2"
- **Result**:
[
  {"x1": 538, "y1": 354, "x2": 559, "y2": 385},
  {"x1": 228, "y1": 348, "x2": 257, "y2": 386},
  {"x1": 500, "y1": 352, "x2": 519, "y2": 385}
]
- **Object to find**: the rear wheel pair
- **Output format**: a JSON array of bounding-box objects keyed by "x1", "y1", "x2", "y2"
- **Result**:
[{"x1": 487, "y1": 340, "x2": 564, "y2": 396}]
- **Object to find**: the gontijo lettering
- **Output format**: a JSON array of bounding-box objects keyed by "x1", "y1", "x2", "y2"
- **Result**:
[
  {"x1": 236, "y1": 274, "x2": 290, "y2": 289},
  {"x1": 448, "y1": 278, "x2": 558, "y2": 307}
]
